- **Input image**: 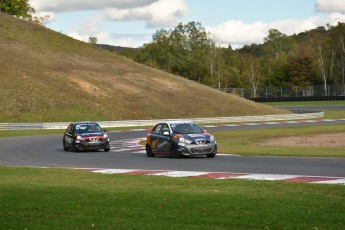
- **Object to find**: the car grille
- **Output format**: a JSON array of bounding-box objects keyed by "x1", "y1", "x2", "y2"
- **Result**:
[
  {"x1": 191, "y1": 139, "x2": 209, "y2": 145},
  {"x1": 190, "y1": 147, "x2": 213, "y2": 153},
  {"x1": 85, "y1": 137, "x2": 103, "y2": 142}
]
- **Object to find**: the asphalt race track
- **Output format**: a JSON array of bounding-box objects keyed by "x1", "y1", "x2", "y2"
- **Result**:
[{"x1": 1, "y1": 119, "x2": 345, "y2": 178}]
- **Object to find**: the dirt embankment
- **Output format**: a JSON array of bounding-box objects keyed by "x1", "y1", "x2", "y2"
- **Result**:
[{"x1": 260, "y1": 133, "x2": 345, "y2": 147}]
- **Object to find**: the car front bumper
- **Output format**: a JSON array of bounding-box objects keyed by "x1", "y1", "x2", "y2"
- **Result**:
[
  {"x1": 75, "y1": 140, "x2": 110, "y2": 151},
  {"x1": 177, "y1": 143, "x2": 217, "y2": 156}
]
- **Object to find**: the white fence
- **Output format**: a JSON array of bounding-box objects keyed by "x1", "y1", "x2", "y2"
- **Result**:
[{"x1": 0, "y1": 111, "x2": 324, "y2": 131}]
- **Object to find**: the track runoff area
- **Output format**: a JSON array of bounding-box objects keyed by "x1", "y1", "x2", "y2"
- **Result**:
[{"x1": 84, "y1": 118, "x2": 345, "y2": 185}]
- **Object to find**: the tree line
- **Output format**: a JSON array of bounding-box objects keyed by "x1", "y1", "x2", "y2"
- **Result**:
[{"x1": 120, "y1": 21, "x2": 345, "y2": 97}]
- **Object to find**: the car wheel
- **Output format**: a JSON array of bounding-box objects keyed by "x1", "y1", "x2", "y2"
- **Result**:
[
  {"x1": 146, "y1": 144, "x2": 155, "y2": 157},
  {"x1": 63, "y1": 139, "x2": 69, "y2": 151},
  {"x1": 104, "y1": 147, "x2": 110, "y2": 152},
  {"x1": 206, "y1": 153, "x2": 215, "y2": 158},
  {"x1": 170, "y1": 145, "x2": 179, "y2": 158},
  {"x1": 72, "y1": 143, "x2": 80, "y2": 152}
]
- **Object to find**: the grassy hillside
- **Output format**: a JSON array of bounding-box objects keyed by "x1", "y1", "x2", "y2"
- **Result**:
[{"x1": 0, "y1": 13, "x2": 284, "y2": 122}]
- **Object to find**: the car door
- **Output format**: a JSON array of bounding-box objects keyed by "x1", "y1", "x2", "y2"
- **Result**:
[
  {"x1": 64, "y1": 124, "x2": 75, "y2": 147},
  {"x1": 150, "y1": 124, "x2": 162, "y2": 153},
  {"x1": 158, "y1": 123, "x2": 171, "y2": 153}
]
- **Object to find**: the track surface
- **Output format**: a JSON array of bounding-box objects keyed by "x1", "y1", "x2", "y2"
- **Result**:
[{"x1": 1, "y1": 119, "x2": 345, "y2": 178}]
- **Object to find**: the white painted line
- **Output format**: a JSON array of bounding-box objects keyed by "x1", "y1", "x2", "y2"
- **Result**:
[
  {"x1": 217, "y1": 153, "x2": 241, "y2": 156},
  {"x1": 153, "y1": 171, "x2": 208, "y2": 177},
  {"x1": 132, "y1": 150, "x2": 146, "y2": 154},
  {"x1": 313, "y1": 178, "x2": 345, "y2": 185},
  {"x1": 110, "y1": 148, "x2": 131, "y2": 152},
  {"x1": 286, "y1": 121, "x2": 299, "y2": 124},
  {"x1": 88, "y1": 168, "x2": 345, "y2": 185},
  {"x1": 93, "y1": 169, "x2": 137, "y2": 174},
  {"x1": 235, "y1": 174, "x2": 297, "y2": 181}
]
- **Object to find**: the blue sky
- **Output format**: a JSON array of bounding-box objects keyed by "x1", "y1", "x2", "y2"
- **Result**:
[{"x1": 30, "y1": 0, "x2": 345, "y2": 48}]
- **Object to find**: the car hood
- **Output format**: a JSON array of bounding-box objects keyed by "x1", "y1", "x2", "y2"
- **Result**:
[
  {"x1": 181, "y1": 133, "x2": 213, "y2": 143},
  {"x1": 78, "y1": 132, "x2": 105, "y2": 137}
]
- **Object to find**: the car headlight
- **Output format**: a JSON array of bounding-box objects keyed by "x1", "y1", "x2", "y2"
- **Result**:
[
  {"x1": 103, "y1": 133, "x2": 108, "y2": 139},
  {"x1": 210, "y1": 135, "x2": 215, "y2": 142},
  {"x1": 76, "y1": 135, "x2": 84, "y2": 140},
  {"x1": 179, "y1": 137, "x2": 192, "y2": 144}
]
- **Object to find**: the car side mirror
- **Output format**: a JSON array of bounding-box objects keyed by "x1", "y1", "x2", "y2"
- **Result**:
[
  {"x1": 103, "y1": 129, "x2": 107, "y2": 132},
  {"x1": 163, "y1": 131, "x2": 170, "y2": 136}
]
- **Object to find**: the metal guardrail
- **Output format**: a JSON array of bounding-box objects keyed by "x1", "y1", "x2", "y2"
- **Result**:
[{"x1": 0, "y1": 111, "x2": 324, "y2": 131}]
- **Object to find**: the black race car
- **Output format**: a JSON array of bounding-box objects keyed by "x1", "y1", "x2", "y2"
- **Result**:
[
  {"x1": 146, "y1": 121, "x2": 217, "y2": 158},
  {"x1": 63, "y1": 122, "x2": 110, "y2": 152}
]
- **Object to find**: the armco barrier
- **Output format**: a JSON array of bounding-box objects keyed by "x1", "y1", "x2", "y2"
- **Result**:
[{"x1": 0, "y1": 111, "x2": 324, "y2": 131}]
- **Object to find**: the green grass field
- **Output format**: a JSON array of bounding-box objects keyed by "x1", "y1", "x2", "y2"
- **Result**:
[
  {"x1": 1, "y1": 167, "x2": 344, "y2": 229},
  {"x1": 215, "y1": 124, "x2": 345, "y2": 157}
]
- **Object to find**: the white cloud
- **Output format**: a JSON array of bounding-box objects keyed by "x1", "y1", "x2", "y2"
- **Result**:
[
  {"x1": 30, "y1": 0, "x2": 158, "y2": 12},
  {"x1": 67, "y1": 31, "x2": 150, "y2": 48},
  {"x1": 207, "y1": 13, "x2": 345, "y2": 49},
  {"x1": 31, "y1": 0, "x2": 188, "y2": 28},
  {"x1": 316, "y1": 0, "x2": 345, "y2": 13},
  {"x1": 64, "y1": 15, "x2": 152, "y2": 47},
  {"x1": 105, "y1": 0, "x2": 189, "y2": 27},
  {"x1": 30, "y1": 0, "x2": 188, "y2": 47}
]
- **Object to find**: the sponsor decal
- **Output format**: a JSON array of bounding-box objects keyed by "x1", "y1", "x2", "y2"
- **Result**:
[
  {"x1": 187, "y1": 134, "x2": 204, "y2": 138},
  {"x1": 158, "y1": 140, "x2": 168, "y2": 149},
  {"x1": 152, "y1": 139, "x2": 159, "y2": 148}
]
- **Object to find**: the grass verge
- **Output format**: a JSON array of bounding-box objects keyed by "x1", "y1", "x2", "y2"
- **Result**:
[
  {"x1": 215, "y1": 124, "x2": 345, "y2": 157},
  {"x1": 1, "y1": 167, "x2": 344, "y2": 229}
]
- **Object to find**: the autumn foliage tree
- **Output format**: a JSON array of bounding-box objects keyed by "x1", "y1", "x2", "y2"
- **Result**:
[{"x1": 0, "y1": 0, "x2": 35, "y2": 20}]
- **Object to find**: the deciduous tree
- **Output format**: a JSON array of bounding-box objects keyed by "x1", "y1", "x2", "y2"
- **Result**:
[{"x1": 0, "y1": 0, "x2": 35, "y2": 20}]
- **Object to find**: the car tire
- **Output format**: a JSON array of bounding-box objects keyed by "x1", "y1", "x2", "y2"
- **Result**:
[
  {"x1": 72, "y1": 143, "x2": 80, "y2": 152},
  {"x1": 146, "y1": 144, "x2": 155, "y2": 157},
  {"x1": 170, "y1": 145, "x2": 179, "y2": 158},
  {"x1": 104, "y1": 147, "x2": 110, "y2": 152},
  {"x1": 63, "y1": 139, "x2": 69, "y2": 151},
  {"x1": 206, "y1": 153, "x2": 215, "y2": 158}
]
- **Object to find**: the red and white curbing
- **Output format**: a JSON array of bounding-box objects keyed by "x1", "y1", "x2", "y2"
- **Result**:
[{"x1": 85, "y1": 168, "x2": 345, "y2": 185}]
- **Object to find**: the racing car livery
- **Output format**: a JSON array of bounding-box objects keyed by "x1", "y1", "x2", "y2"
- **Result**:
[
  {"x1": 146, "y1": 121, "x2": 217, "y2": 158},
  {"x1": 63, "y1": 122, "x2": 110, "y2": 152}
]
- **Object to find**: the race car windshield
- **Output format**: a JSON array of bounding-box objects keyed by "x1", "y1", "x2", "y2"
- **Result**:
[
  {"x1": 76, "y1": 124, "x2": 102, "y2": 133},
  {"x1": 171, "y1": 123, "x2": 203, "y2": 134}
]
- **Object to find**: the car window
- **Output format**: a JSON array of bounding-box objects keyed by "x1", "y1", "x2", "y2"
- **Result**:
[
  {"x1": 152, "y1": 124, "x2": 162, "y2": 134},
  {"x1": 161, "y1": 124, "x2": 170, "y2": 134},
  {"x1": 171, "y1": 123, "x2": 203, "y2": 134},
  {"x1": 66, "y1": 124, "x2": 73, "y2": 133},
  {"x1": 76, "y1": 123, "x2": 102, "y2": 133}
]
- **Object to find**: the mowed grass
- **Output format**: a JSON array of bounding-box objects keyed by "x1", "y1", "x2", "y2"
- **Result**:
[
  {"x1": 215, "y1": 124, "x2": 345, "y2": 157},
  {"x1": 1, "y1": 167, "x2": 344, "y2": 229},
  {"x1": 264, "y1": 101, "x2": 345, "y2": 119}
]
